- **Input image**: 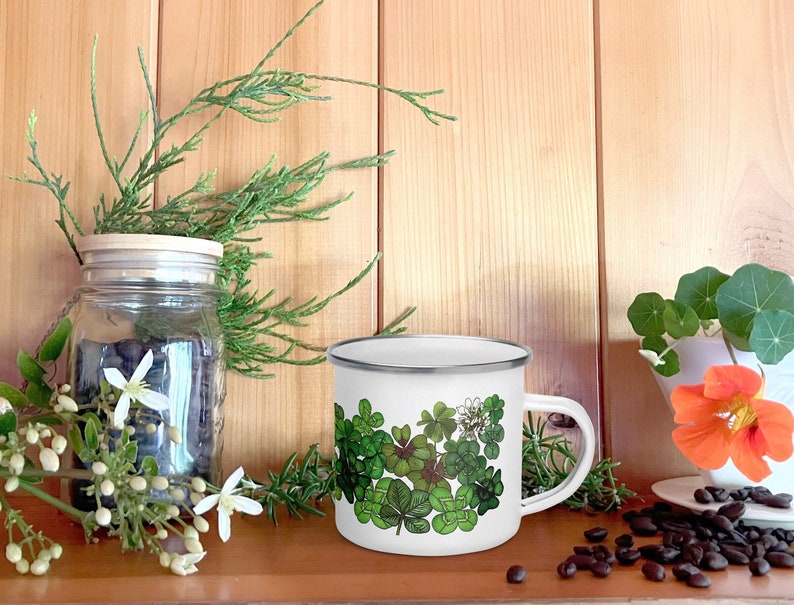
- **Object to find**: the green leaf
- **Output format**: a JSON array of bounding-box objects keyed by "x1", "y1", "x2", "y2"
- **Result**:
[
  {"x1": 0, "y1": 411, "x2": 17, "y2": 437},
  {"x1": 403, "y1": 517, "x2": 431, "y2": 534},
  {"x1": 662, "y1": 299, "x2": 700, "y2": 339},
  {"x1": 627, "y1": 292, "x2": 667, "y2": 336},
  {"x1": 140, "y1": 455, "x2": 159, "y2": 476},
  {"x1": 749, "y1": 309, "x2": 794, "y2": 364},
  {"x1": 84, "y1": 417, "x2": 100, "y2": 451},
  {"x1": 25, "y1": 382, "x2": 53, "y2": 408},
  {"x1": 17, "y1": 350, "x2": 45, "y2": 383},
  {"x1": 716, "y1": 264, "x2": 794, "y2": 341},
  {"x1": 68, "y1": 424, "x2": 86, "y2": 458},
  {"x1": 39, "y1": 318, "x2": 72, "y2": 362},
  {"x1": 640, "y1": 334, "x2": 680, "y2": 377},
  {"x1": 674, "y1": 266, "x2": 730, "y2": 320},
  {"x1": 0, "y1": 383, "x2": 30, "y2": 408}
]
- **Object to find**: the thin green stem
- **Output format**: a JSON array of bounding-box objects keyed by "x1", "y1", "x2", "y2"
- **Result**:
[{"x1": 17, "y1": 482, "x2": 87, "y2": 522}]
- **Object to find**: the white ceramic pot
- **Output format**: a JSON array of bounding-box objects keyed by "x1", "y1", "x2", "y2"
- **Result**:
[{"x1": 652, "y1": 337, "x2": 794, "y2": 493}]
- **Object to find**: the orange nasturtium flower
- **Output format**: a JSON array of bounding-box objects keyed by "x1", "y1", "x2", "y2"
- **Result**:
[{"x1": 670, "y1": 365, "x2": 794, "y2": 483}]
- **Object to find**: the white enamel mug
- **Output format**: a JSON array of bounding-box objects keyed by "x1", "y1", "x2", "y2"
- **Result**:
[{"x1": 327, "y1": 334, "x2": 596, "y2": 556}]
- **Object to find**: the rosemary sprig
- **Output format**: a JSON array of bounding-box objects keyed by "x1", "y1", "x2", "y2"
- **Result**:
[
  {"x1": 11, "y1": 0, "x2": 453, "y2": 378},
  {"x1": 250, "y1": 415, "x2": 635, "y2": 524},
  {"x1": 522, "y1": 414, "x2": 635, "y2": 513}
]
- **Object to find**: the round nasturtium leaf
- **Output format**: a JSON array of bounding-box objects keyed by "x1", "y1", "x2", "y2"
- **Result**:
[
  {"x1": 662, "y1": 299, "x2": 700, "y2": 339},
  {"x1": 674, "y1": 266, "x2": 730, "y2": 320},
  {"x1": 749, "y1": 309, "x2": 794, "y2": 365},
  {"x1": 627, "y1": 292, "x2": 667, "y2": 336},
  {"x1": 716, "y1": 264, "x2": 794, "y2": 340}
]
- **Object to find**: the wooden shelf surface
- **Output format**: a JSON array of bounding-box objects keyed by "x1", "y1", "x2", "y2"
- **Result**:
[{"x1": 1, "y1": 496, "x2": 792, "y2": 604}]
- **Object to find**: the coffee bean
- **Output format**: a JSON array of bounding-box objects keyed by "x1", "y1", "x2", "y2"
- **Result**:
[
  {"x1": 720, "y1": 545, "x2": 750, "y2": 565},
  {"x1": 506, "y1": 564, "x2": 527, "y2": 583},
  {"x1": 629, "y1": 515, "x2": 658, "y2": 537},
  {"x1": 763, "y1": 495, "x2": 792, "y2": 509},
  {"x1": 749, "y1": 557, "x2": 771, "y2": 576},
  {"x1": 614, "y1": 533, "x2": 634, "y2": 548},
  {"x1": 615, "y1": 547, "x2": 641, "y2": 565},
  {"x1": 766, "y1": 551, "x2": 794, "y2": 568},
  {"x1": 589, "y1": 561, "x2": 612, "y2": 578},
  {"x1": 704, "y1": 486, "x2": 730, "y2": 502},
  {"x1": 641, "y1": 561, "x2": 666, "y2": 582},
  {"x1": 682, "y1": 544, "x2": 704, "y2": 567},
  {"x1": 556, "y1": 561, "x2": 577, "y2": 579},
  {"x1": 701, "y1": 551, "x2": 729, "y2": 571},
  {"x1": 716, "y1": 501, "x2": 745, "y2": 521},
  {"x1": 573, "y1": 545, "x2": 594, "y2": 556},
  {"x1": 593, "y1": 545, "x2": 616, "y2": 564},
  {"x1": 584, "y1": 526, "x2": 608, "y2": 543},
  {"x1": 672, "y1": 562, "x2": 700, "y2": 581},
  {"x1": 694, "y1": 488, "x2": 714, "y2": 504},
  {"x1": 686, "y1": 572, "x2": 712, "y2": 588}
]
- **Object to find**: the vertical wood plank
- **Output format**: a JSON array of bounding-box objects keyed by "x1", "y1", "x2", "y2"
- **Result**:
[
  {"x1": 600, "y1": 0, "x2": 794, "y2": 488},
  {"x1": 0, "y1": 3, "x2": 157, "y2": 380},
  {"x1": 157, "y1": 0, "x2": 379, "y2": 476},
  {"x1": 379, "y1": 1, "x2": 601, "y2": 445}
]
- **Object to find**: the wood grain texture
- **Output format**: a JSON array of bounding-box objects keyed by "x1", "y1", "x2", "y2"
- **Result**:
[
  {"x1": 379, "y1": 1, "x2": 601, "y2": 444},
  {"x1": 599, "y1": 0, "x2": 794, "y2": 488},
  {"x1": 0, "y1": 2, "x2": 158, "y2": 387},
  {"x1": 0, "y1": 497, "x2": 791, "y2": 603},
  {"x1": 157, "y1": 0, "x2": 379, "y2": 476}
]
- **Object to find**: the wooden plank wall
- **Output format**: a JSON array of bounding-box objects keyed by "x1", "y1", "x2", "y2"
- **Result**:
[{"x1": 1, "y1": 1, "x2": 792, "y2": 491}]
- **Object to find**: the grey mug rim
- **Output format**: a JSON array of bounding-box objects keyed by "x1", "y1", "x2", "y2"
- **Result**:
[{"x1": 325, "y1": 334, "x2": 533, "y2": 374}]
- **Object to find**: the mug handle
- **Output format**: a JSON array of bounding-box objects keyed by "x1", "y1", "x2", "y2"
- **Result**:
[{"x1": 520, "y1": 393, "x2": 596, "y2": 516}]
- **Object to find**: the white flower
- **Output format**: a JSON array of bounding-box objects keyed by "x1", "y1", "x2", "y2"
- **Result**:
[
  {"x1": 39, "y1": 448, "x2": 60, "y2": 472},
  {"x1": 91, "y1": 461, "x2": 108, "y2": 476},
  {"x1": 8, "y1": 453, "x2": 24, "y2": 475},
  {"x1": 103, "y1": 350, "x2": 170, "y2": 428},
  {"x1": 638, "y1": 348, "x2": 665, "y2": 366},
  {"x1": 169, "y1": 551, "x2": 205, "y2": 576},
  {"x1": 191, "y1": 467, "x2": 263, "y2": 542},
  {"x1": 30, "y1": 558, "x2": 49, "y2": 576}
]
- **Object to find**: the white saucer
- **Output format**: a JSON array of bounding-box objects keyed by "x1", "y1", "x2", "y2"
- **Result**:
[{"x1": 651, "y1": 476, "x2": 794, "y2": 529}]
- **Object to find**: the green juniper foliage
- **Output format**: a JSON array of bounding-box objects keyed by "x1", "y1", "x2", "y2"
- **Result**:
[{"x1": 13, "y1": 0, "x2": 453, "y2": 378}]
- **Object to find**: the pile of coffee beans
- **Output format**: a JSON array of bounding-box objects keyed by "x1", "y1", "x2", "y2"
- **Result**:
[
  {"x1": 694, "y1": 484, "x2": 792, "y2": 509},
  {"x1": 550, "y1": 494, "x2": 794, "y2": 588}
]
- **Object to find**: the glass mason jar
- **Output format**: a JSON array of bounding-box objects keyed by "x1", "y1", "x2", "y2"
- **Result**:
[{"x1": 68, "y1": 234, "x2": 226, "y2": 506}]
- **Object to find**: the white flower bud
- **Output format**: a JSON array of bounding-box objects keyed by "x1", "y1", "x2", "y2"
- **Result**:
[
  {"x1": 39, "y1": 427, "x2": 51, "y2": 439},
  {"x1": 151, "y1": 476, "x2": 169, "y2": 491},
  {"x1": 184, "y1": 537, "x2": 203, "y2": 554},
  {"x1": 95, "y1": 507, "x2": 112, "y2": 526},
  {"x1": 166, "y1": 504, "x2": 181, "y2": 519},
  {"x1": 9, "y1": 453, "x2": 24, "y2": 475},
  {"x1": 5, "y1": 543, "x2": 22, "y2": 563},
  {"x1": 193, "y1": 516, "x2": 210, "y2": 533},
  {"x1": 159, "y1": 551, "x2": 172, "y2": 568},
  {"x1": 169, "y1": 488, "x2": 186, "y2": 502},
  {"x1": 91, "y1": 461, "x2": 108, "y2": 476},
  {"x1": 59, "y1": 384, "x2": 71, "y2": 394},
  {"x1": 37, "y1": 549, "x2": 52, "y2": 562},
  {"x1": 124, "y1": 425, "x2": 135, "y2": 436},
  {"x1": 39, "y1": 448, "x2": 60, "y2": 472},
  {"x1": 129, "y1": 476, "x2": 147, "y2": 491},
  {"x1": 25, "y1": 427, "x2": 40, "y2": 445},
  {"x1": 50, "y1": 544, "x2": 63, "y2": 560},
  {"x1": 0, "y1": 397, "x2": 12, "y2": 415},
  {"x1": 183, "y1": 526, "x2": 199, "y2": 540},
  {"x1": 30, "y1": 558, "x2": 49, "y2": 576},
  {"x1": 51, "y1": 435, "x2": 68, "y2": 455},
  {"x1": 145, "y1": 423, "x2": 157, "y2": 435},
  {"x1": 56, "y1": 394, "x2": 78, "y2": 413},
  {"x1": 156, "y1": 528, "x2": 168, "y2": 540},
  {"x1": 100, "y1": 479, "x2": 115, "y2": 496},
  {"x1": 190, "y1": 477, "x2": 207, "y2": 493},
  {"x1": 5, "y1": 476, "x2": 19, "y2": 493},
  {"x1": 190, "y1": 491, "x2": 203, "y2": 506},
  {"x1": 167, "y1": 426, "x2": 182, "y2": 445},
  {"x1": 15, "y1": 558, "x2": 29, "y2": 574},
  {"x1": 638, "y1": 348, "x2": 665, "y2": 366}
]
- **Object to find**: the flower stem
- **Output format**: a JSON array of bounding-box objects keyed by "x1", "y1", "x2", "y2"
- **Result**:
[{"x1": 17, "y1": 482, "x2": 87, "y2": 522}]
